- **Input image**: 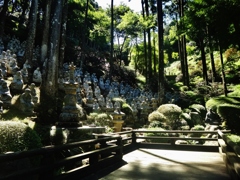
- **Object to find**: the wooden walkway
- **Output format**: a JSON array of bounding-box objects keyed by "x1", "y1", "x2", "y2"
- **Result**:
[{"x1": 83, "y1": 148, "x2": 231, "y2": 180}]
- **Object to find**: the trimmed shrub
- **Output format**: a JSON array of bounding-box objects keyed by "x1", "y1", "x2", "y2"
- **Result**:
[
  {"x1": 157, "y1": 104, "x2": 182, "y2": 129},
  {"x1": 148, "y1": 121, "x2": 164, "y2": 128},
  {"x1": 189, "y1": 124, "x2": 205, "y2": 144},
  {"x1": 148, "y1": 111, "x2": 166, "y2": 122},
  {"x1": 94, "y1": 113, "x2": 113, "y2": 127},
  {"x1": 145, "y1": 127, "x2": 169, "y2": 143},
  {"x1": 180, "y1": 112, "x2": 194, "y2": 128},
  {"x1": 206, "y1": 97, "x2": 240, "y2": 112},
  {"x1": 217, "y1": 104, "x2": 240, "y2": 134},
  {"x1": 189, "y1": 104, "x2": 207, "y2": 122},
  {"x1": 121, "y1": 103, "x2": 133, "y2": 116},
  {"x1": 0, "y1": 121, "x2": 42, "y2": 153}
]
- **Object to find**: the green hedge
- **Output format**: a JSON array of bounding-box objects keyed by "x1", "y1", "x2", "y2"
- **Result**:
[
  {"x1": 157, "y1": 104, "x2": 182, "y2": 129},
  {"x1": 0, "y1": 121, "x2": 42, "y2": 153},
  {"x1": 217, "y1": 104, "x2": 240, "y2": 134}
]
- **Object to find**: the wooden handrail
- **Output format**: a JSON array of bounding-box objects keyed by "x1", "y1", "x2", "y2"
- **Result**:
[
  {"x1": 0, "y1": 135, "x2": 123, "y2": 180},
  {"x1": 0, "y1": 129, "x2": 232, "y2": 180}
]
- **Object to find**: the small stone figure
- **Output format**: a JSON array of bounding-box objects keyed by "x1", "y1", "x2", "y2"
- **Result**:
[
  {"x1": 0, "y1": 39, "x2": 4, "y2": 54},
  {"x1": 97, "y1": 95, "x2": 106, "y2": 108},
  {"x1": 99, "y1": 76, "x2": 105, "y2": 90},
  {"x1": 29, "y1": 83, "x2": 38, "y2": 105},
  {"x1": 19, "y1": 88, "x2": 34, "y2": 115},
  {"x1": 114, "y1": 101, "x2": 121, "y2": 111},
  {"x1": 32, "y1": 67, "x2": 42, "y2": 84},
  {"x1": 0, "y1": 80, "x2": 12, "y2": 108},
  {"x1": 23, "y1": 60, "x2": 31, "y2": 71},
  {"x1": 0, "y1": 62, "x2": 7, "y2": 79},
  {"x1": 21, "y1": 67, "x2": 28, "y2": 84},
  {"x1": 58, "y1": 75, "x2": 65, "y2": 91},
  {"x1": 8, "y1": 58, "x2": 19, "y2": 75},
  {"x1": 104, "y1": 78, "x2": 110, "y2": 91},
  {"x1": 106, "y1": 99, "x2": 114, "y2": 112},
  {"x1": 10, "y1": 71, "x2": 23, "y2": 94},
  {"x1": 92, "y1": 99, "x2": 100, "y2": 112},
  {"x1": 94, "y1": 85, "x2": 101, "y2": 97}
]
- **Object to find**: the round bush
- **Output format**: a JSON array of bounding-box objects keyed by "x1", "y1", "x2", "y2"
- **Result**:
[
  {"x1": 189, "y1": 104, "x2": 207, "y2": 121},
  {"x1": 157, "y1": 104, "x2": 182, "y2": 129},
  {"x1": 145, "y1": 127, "x2": 169, "y2": 143},
  {"x1": 180, "y1": 112, "x2": 194, "y2": 128},
  {"x1": 217, "y1": 104, "x2": 240, "y2": 134},
  {"x1": 0, "y1": 121, "x2": 42, "y2": 153},
  {"x1": 148, "y1": 111, "x2": 166, "y2": 122}
]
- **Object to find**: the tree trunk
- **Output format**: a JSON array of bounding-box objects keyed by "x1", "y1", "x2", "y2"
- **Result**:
[
  {"x1": 110, "y1": 0, "x2": 114, "y2": 77},
  {"x1": 0, "y1": 0, "x2": 10, "y2": 38},
  {"x1": 41, "y1": 0, "x2": 52, "y2": 65},
  {"x1": 145, "y1": 0, "x2": 152, "y2": 82},
  {"x1": 59, "y1": 0, "x2": 68, "y2": 69},
  {"x1": 207, "y1": 28, "x2": 217, "y2": 82},
  {"x1": 80, "y1": 0, "x2": 89, "y2": 68},
  {"x1": 23, "y1": 0, "x2": 38, "y2": 81},
  {"x1": 153, "y1": 34, "x2": 157, "y2": 74},
  {"x1": 176, "y1": 3, "x2": 185, "y2": 85},
  {"x1": 41, "y1": 0, "x2": 63, "y2": 97},
  {"x1": 142, "y1": 0, "x2": 148, "y2": 83},
  {"x1": 182, "y1": 35, "x2": 189, "y2": 86},
  {"x1": 199, "y1": 38, "x2": 208, "y2": 85},
  {"x1": 219, "y1": 42, "x2": 228, "y2": 96},
  {"x1": 157, "y1": 0, "x2": 164, "y2": 104}
]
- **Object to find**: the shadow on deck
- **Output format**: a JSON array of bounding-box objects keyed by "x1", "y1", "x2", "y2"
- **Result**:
[{"x1": 82, "y1": 147, "x2": 230, "y2": 180}]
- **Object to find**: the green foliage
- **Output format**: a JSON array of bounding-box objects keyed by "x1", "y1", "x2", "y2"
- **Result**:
[
  {"x1": 206, "y1": 97, "x2": 240, "y2": 112},
  {"x1": 157, "y1": 104, "x2": 182, "y2": 129},
  {"x1": 157, "y1": 104, "x2": 182, "y2": 120},
  {"x1": 145, "y1": 127, "x2": 169, "y2": 143},
  {"x1": 94, "y1": 113, "x2": 113, "y2": 127},
  {"x1": 189, "y1": 125, "x2": 205, "y2": 144},
  {"x1": 180, "y1": 112, "x2": 194, "y2": 128},
  {"x1": 228, "y1": 85, "x2": 240, "y2": 97},
  {"x1": 29, "y1": 121, "x2": 51, "y2": 146},
  {"x1": 189, "y1": 104, "x2": 207, "y2": 121},
  {"x1": 121, "y1": 103, "x2": 133, "y2": 116},
  {"x1": 148, "y1": 121, "x2": 164, "y2": 128},
  {"x1": 112, "y1": 97, "x2": 126, "y2": 105},
  {"x1": 180, "y1": 86, "x2": 189, "y2": 92},
  {"x1": 227, "y1": 134, "x2": 240, "y2": 146},
  {"x1": 50, "y1": 126, "x2": 69, "y2": 145},
  {"x1": 148, "y1": 111, "x2": 166, "y2": 122},
  {"x1": 0, "y1": 121, "x2": 42, "y2": 153},
  {"x1": 191, "y1": 124, "x2": 205, "y2": 131},
  {"x1": 217, "y1": 104, "x2": 240, "y2": 134}
]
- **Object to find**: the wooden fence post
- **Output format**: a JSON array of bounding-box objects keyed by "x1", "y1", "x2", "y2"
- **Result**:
[
  {"x1": 116, "y1": 136, "x2": 123, "y2": 159},
  {"x1": 132, "y1": 131, "x2": 136, "y2": 144}
]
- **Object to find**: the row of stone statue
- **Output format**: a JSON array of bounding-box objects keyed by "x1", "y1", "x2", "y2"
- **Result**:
[
  {"x1": 0, "y1": 70, "x2": 38, "y2": 115},
  {"x1": 59, "y1": 62, "x2": 159, "y2": 119}
]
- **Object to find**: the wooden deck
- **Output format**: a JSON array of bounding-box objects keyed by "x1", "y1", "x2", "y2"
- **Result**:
[{"x1": 83, "y1": 148, "x2": 231, "y2": 180}]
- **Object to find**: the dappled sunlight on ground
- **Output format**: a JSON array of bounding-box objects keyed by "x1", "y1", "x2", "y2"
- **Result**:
[{"x1": 83, "y1": 149, "x2": 230, "y2": 180}]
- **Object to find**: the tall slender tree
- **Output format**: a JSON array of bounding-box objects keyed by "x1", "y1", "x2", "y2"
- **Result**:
[
  {"x1": 157, "y1": 0, "x2": 164, "y2": 103},
  {"x1": 144, "y1": 0, "x2": 152, "y2": 82},
  {"x1": 0, "y1": 0, "x2": 10, "y2": 38},
  {"x1": 23, "y1": 0, "x2": 38, "y2": 74},
  {"x1": 141, "y1": 0, "x2": 148, "y2": 82}
]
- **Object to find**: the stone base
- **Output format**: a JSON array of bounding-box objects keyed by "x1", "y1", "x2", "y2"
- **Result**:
[
  {"x1": 56, "y1": 121, "x2": 83, "y2": 127},
  {"x1": 113, "y1": 120, "x2": 124, "y2": 132},
  {"x1": 51, "y1": 126, "x2": 106, "y2": 144}
]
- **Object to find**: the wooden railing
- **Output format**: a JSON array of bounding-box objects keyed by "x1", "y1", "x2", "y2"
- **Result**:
[
  {"x1": 95, "y1": 129, "x2": 231, "y2": 152},
  {"x1": 0, "y1": 135, "x2": 123, "y2": 180},
  {"x1": 0, "y1": 129, "x2": 232, "y2": 180}
]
